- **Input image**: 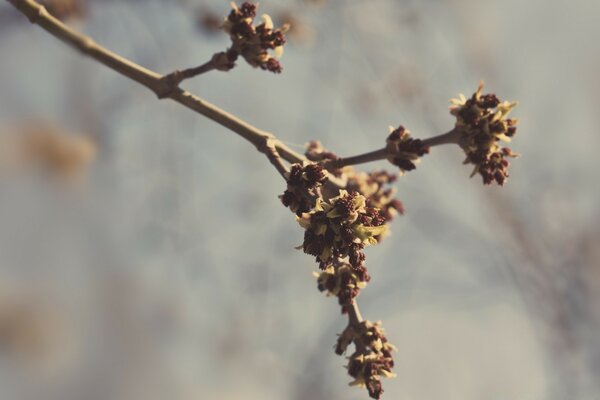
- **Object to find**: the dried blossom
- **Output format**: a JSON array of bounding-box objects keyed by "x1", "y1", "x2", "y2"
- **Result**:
[
  {"x1": 297, "y1": 191, "x2": 387, "y2": 307},
  {"x1": 315, "y1": 259, "x2": 369, "y2": 307},
  {"x1": 347, "y1": 170, "x2": 404, "y2": 222},
  {"x1": 222, "y1": 2, "x2": 289, "y2": 73},
  {"x1": 385, "y1": 125, "x2": 430, "y2": 173},
  {"x1": 305, "y1": 140, "x2": 338, "y2": 163},
  {"x1": 338, "y1": 320, "x2": 397, "y2": 399},
  {"x1": 450, "y1": 82, "x2": 519, "y2": 185},
  {"x1": 280, "y1": 162, "x2": 328, "y2": 215}
]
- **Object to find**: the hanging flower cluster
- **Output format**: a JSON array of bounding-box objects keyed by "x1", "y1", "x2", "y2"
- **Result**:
[
  {"x1": 315, "y1": 258, "x2": 370, "y2": 309},
  {"x1": 222, "y1": 2, "x2": 288, "y2": 73},
  {"x1": 385, "y1": 125, "x2": 430, "y2": 173},
  {"x1": 298, "y1": 191, "x2": 387, "y2": 274},
  {"x1": 450, "y1": 82, "x2": 519, "y2": 185},
  {"x1": 337, "y1": 320, "x2": 397, "y2": 399},
  {"x1": 281, "y1": 154, "x2": 398, "y2": 399},
  {"x1": 278, "y1": 83, "x2": 519, "y2": 399}
]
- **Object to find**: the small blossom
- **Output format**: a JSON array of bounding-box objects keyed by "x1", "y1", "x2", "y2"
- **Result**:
[
  {"x1": 285, "y1": 144, "x2": 401, "y2": 399},
  {"x1": 280, "y1": 162, "x2": 328, "y2": 215},
  {"x1": 347, "y1": 170, "x2": 404, "y2": 222},
  {"x1": 315, "y1": 260, "x2": 369, "y2": 307},
  {"x1": 450, "y1": 82, "x2": 519, "y2": 185},
  {"x1": 385, "y1": 125, "x2": 430, "y2": 173},
  {"x1": 222, "y1": 2, "x2": 289, "y2": 73},
  {"x1": 297, "y1": 191, "x2": 388, "y2": 309},
  {"x1": 339, "y1": 320, "x2": 397, "y2": 400}
]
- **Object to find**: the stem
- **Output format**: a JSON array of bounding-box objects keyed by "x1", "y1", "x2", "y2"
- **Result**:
[
  {"x1": 176, "y1": 59, "x2": 218, "y2": 80},
  {"x1": 327, "y1": 148, "x2": 388, "y2": 169},
  {"x1": 421, "y1": 128, "x2": 460, "y2": 147},
  {"x1": 348, "y1": 301, "x2": 368, "y2": 353},
  {"x1": 348, "y1": 300, "x2": 363, "y2": 326},
  {"x1": 326, "y1": 128, "x2": 459, "y2": 169},
  {"x1": 259, "y1": 138, "x2": 289, "y2": 178},
  {"x1": 162, "y1": 57, "x2": 220, "y2": 88},
  {"x1": 6, "y1": 0, "x2": 305, "y2": 168}
]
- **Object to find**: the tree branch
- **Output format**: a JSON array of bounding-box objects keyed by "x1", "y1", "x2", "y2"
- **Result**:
[
  {"x1": 325, "y1": 128, "x2": 460, "y2": 169},
  {"x1": 5, "y1": 0, "x2": 305, "y2": 172}
]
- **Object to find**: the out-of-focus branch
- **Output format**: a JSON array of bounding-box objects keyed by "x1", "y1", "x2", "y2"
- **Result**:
[{"x1": 6, "y1": 0, "x2": 305, "y2": 174}]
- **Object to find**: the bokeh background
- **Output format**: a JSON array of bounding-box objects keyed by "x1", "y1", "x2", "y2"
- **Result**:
[{"x1": 1, "y1": 0, "x2": 599, "y2": 399}]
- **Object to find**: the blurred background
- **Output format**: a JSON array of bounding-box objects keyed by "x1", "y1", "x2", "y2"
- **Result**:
[{"x1": 0, "y1": 0, "x2": 599, "y2": 399}]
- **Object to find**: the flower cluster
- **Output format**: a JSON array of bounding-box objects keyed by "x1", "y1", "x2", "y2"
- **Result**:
[
  {"x1": 298, "y1": 191, "x2": 388, "y2": 308},
  {"x1": 347, "y1": 171, "x2": 404, "y2": 222},
  {"x1": 280, "y1": 86, "x2": 520, "y2": 398},
  {"x1": 281, "y1": 146, "x2": 400, "y2": 398},
  {"x1": 337, "y1": 320, "x2": 397, "y2": 399},
  {"x1": 280, "y1": 162, "x2": 328, "y2": 215},
  {"x1": 222, "y1": 2, "x2": 288, "y2": 73},
  {"x1": 450, "y1": 82, "x2": 519, "y2": 185},
  {"x1": 385, "y1": 126, "x2": 430, "y2": 173},
  {"x1": 304, "y1": 141, "x2": 405, "y2": 221},
  {"x1": 315, "y1": 259, "x2": 369, "y2": 309}
]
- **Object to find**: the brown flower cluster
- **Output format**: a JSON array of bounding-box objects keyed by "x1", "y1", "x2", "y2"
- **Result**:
[
  {"x1": 385, "y1": 125, "x2": 430, "y2": 173},
  {"x1": 222, "y1": 2, "x2": 288, "y2": 73},
  {"x1": 450, "y1": 82, "x2": 519, "y2": 185},
  {"x1": 347, "y1": 171, "x2": 404, "y2": 222},
  {"x1": 280, "y1": 145, "x2": 399, "y2": 398},
  {"x1": 337, "y1": 321, "x2": 397, "y2": 399},
  {"x1": 280, "y1": 162, "x2": 328, "y2": 215},
  {"x1": 297, "y1": 190, "x2": 387, "y2": 282},
  {"x1": 315, "y1": 258, "x2": 370, "y2": 310},
  {"x1": 306, "y1": 141, "x2": 405, "y2": 222},
  {"x1": 278, "y1": 82, "x2": 520, "y2": 398}
]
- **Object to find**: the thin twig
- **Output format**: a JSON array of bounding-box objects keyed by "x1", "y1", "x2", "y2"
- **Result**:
[
  {"x1": 327, "y1": 148, "x2": 388, "y2": 169},
  {"x1": 259, "y1": 138, "x2": 290, "y2": 178},
  {"x1": 5, "y1": 0, "x2": 305, "y2": 167},
  {"x1": 348, "y1": 301, "x2": 363, "y2": 326},
  {"x1": 162, "y1": 52, "x2": 230, "y2": 88},
  {"x1": 421, "y1": 128, "x2": 460, "y2": 147},
  {"x1": 325, "y1": 128, "x2": 460, "y2": 169},
  {"x1": 167, "y1": 59, "x2": 218, "y2": 84}
]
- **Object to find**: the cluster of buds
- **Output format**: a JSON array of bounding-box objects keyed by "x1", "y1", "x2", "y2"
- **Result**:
[
  {"x1": 450, "y1": 82, "x2": 519, "y2": 185},
  {"x1": 347, "y1": 171, "x2": 404, "y2": 222},
  {"x1": 297, "y1": 191, "x2": 388, "y2": 308},
  {"x1": 305, "y1": 140, "x2": 339, "y2": 164},
  {"x1": 315, "y1": 259, "x2": 369, "y2": 308},
  {"x1": 337, "y1": 320, "x2": 397, "y2": 399},
  {"x1": 304, "y1": 142, "x2": 405, "y2": 222},
  {"x1": 281, "y1": 143, "x2": 399, "y2": 398},
  {"x1": 281, "y1": 86, "x2": 519, "y2": 398},
  {"x1": 385, "y1": 126, "x2": 430, "y2": 173},
  {"x1": 280, "y1": 162, "x2": 328, "y2": 215},
  {"x1": 222, "y1": 2, "x2": 288, "y2": 73}
]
